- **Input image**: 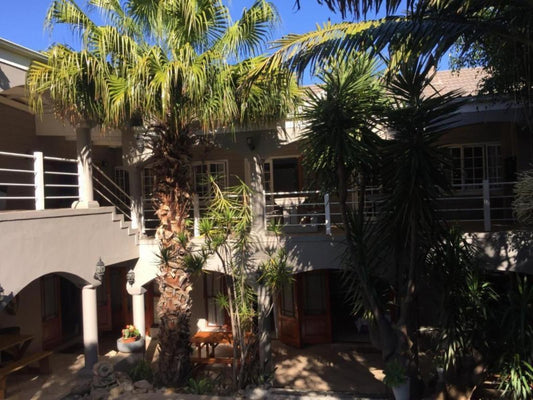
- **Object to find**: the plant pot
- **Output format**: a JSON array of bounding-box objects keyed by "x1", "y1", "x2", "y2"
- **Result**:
[
  {"x1": 391, "y1": 379, "x2": 410, "y2": 400},
  {"x1": 117, "y1": 337, "x2": 145, "y2": 353}
]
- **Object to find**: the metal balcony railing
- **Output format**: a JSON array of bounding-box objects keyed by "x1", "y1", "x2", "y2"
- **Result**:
[{"x1": 264, "y1": 180, "x2": 516, "y2": 234}]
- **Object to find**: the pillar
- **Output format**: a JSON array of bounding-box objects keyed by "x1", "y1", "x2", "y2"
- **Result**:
[
  {"x1": 132, "y1": 291, "x2": 146, "y2": 338},
  {"x1": 257, "y1": 284, "x2": 272, "y2": 375},
  {"x1": 82, "y1": 285, "x2": 99, "y2": 369},
  {"x1": 122, "y1": 126, "x2": 144, "y2": 232},
  {"x1": 128, "y1": 166, "x2": 143, "y2": 232},
  {"x1": 73, "y1": 122, "x2": 98, "y2": 208}
]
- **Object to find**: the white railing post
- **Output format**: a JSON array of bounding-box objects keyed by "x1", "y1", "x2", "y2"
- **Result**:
[
  {"x1": 33, "y1": 151, "x2": 45, "y2": 210},
  {"x1": 324, "y1": 193, "x2": 331, "y2": 235},
  {"x1": 263, "y1": 190, "x2": 267, "y2": 229},
  {"x1": 193, "y1": 194, "x2": 200, "y2": 237},
  {"x1": 483, "y1": 179, "x2": 491, "y2": 231}
]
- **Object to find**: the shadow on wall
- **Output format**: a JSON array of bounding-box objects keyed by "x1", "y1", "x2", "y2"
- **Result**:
[
  {"x1": 0, "y1": 68, "x2": 10, "y2": 90},
  {"x1": 476, "y1": 230, "x2": 533, "y2": 274}
]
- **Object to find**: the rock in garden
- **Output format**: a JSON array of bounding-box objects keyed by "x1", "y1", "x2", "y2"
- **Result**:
[
  {"x1": 133, "y1": 380, "x2": 153, "y2": 391},
  {"x1": 108, "y1": 386, "x2": 124, "y2": 399},
  {"x1": 68, "y1": 381, "x2": 92, "y2": 396},
  {"x1": 120, "y1": 381, "x2": 134, "y2": 392},
  {"x1": 90, "y1": 388, "x2": 109, "y2": 400}
]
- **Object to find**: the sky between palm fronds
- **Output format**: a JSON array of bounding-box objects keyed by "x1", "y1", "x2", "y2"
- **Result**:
[{"x1": 0, "y1": 0, "x2": 449, "y2": 84}]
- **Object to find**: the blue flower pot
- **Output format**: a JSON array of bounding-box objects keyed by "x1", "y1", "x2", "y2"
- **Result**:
[{"x1": 117, "y1": 337, "x2": 145, "y2": 353}]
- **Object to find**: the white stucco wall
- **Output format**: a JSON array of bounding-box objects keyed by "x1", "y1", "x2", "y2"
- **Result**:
[{"x1": 0, "y1": 207, "x2": 139, "y2": 297}]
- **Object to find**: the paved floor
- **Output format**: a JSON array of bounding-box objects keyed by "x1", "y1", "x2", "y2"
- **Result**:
[
  {"x1": 3, "y1": 338, "x2": 389, "y2": 399},
  {"x1": 273, "y1": 341, "x2": 388, "y2": 396}
]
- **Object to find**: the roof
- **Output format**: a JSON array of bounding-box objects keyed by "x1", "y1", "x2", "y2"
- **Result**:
[
  {"x1": 423, "y1": 67, "x2": 487, "y2": 98},
  {"x1": 0, "y1": 37, "x2": 47, "y2": 64}
]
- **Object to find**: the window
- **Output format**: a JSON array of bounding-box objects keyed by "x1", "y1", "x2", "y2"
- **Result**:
[
  {"x1": 263, "y1": 157, "x2": 301, "y2": 193},
  {"x1": 114, "y1": 167, "x2": 130, "y2": 205},
  {"x1": 447, "y1": 144, "x2": 502, "y2": 189},
  {"x1": 280, "y1": 283, "x2": 296, "y2": 317},
  {"x1": 193, "y1": 161, "x2": 227, "y2": 200},
  {"x1": 204, "y1": 273, "x2": 226, "y2": 326}
]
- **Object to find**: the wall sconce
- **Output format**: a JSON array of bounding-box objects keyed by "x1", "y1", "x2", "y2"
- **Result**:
[
  {"x1": 246, "y1": 136, "x2": 255, "y2": 151},
  {"x1": 94, "y1": 258, "x2": 105, "y2": 282},
  {"x1": 126, "y1": 269, "x2": 135, "y2": 286}
]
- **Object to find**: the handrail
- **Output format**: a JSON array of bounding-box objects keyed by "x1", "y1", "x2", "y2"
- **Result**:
[
  {"x1": 43, "y1": 155, "x2": 77, "y2": 163},
  {"x1": 93, "y1": 164, "x2": 133, "y2": 203},
  {"x1": 92, "y1": 176, "x2": 132, "y2": 211},
  {"x1": 0, "y1": 151, "x2": 34, "y2": 159}
]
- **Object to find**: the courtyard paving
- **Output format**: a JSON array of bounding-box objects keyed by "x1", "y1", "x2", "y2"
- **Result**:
[{"x1": 3, "y1": 338, "x2": 390, "y2": 399}]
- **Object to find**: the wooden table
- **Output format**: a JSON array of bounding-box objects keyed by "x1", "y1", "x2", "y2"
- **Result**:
[
  {"x1": 0, "y1": 334, "x2": 33, "y2": 362},
  {"x1": 191, "y1": 331, "x2": 232, "y2": 359}
]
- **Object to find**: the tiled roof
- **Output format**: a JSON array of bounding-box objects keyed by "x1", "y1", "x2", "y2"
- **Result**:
[{"x1": 423, "y1": 67, "x2": 487, "y2": 97}]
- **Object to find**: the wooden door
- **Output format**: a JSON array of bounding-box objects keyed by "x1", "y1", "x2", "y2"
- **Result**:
[
  {"x1": 111, "y1": 268, "x2": 132, "y2": 331},
  {"x1": 97, "y1": 270, "x2": 112, "y2": 332},
  {"x1": 300, "y1": 270, "x2": 332, "y2": 345},
  {"x1": 41, "y1": 275, "x2": 62, "y2": 349},
  {"x1": 277, "y1": 278, "x2": 302, "y2": 348}
]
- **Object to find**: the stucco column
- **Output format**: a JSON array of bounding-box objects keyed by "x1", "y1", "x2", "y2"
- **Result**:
[
  {"x1": 132, "y1": 291, "x2": 146, "y2": 338},
  {"x1": 121, "y1": 126, "x2": 144, "y2": 233},
  {"x1": 257, "y1": 283, "x2": 272, "y2": 376},
  {"x1": 249, "y1": 154, "x2": 265, "y2": 233},
  {"x1": 73, "y1": 122, "x2": 98, "y2": 208},
  {"x1": 128, "y1": 166, "x2": 143, "y2": 232},
  {"x1": 82, "y1": 285, "x2": 99, "y2": 369}
]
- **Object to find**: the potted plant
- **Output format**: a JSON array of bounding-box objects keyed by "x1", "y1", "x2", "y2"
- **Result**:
[
  {"x1": 383, "y1": 359, "x2": 409, "y2": 400},
  {"x1": 117, "y1": 324, "x2": 144, "y2": 353},
  {"x1": 121, "y1": 325, "x2": 140, "y2": 342}
]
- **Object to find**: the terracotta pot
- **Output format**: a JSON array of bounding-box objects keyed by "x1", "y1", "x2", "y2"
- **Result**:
[{"x1": 121, "y1": 336, "x2": 139, "y2": 343}]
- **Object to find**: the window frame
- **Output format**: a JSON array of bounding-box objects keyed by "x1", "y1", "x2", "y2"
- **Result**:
[{"x1": 445, "y1": 143, "x2": 502, "y2": 190}]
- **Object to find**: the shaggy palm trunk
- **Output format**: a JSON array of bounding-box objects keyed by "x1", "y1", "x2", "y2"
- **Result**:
[{"x1": 150, "y1": 126, "x2": 194, "y2": 386}]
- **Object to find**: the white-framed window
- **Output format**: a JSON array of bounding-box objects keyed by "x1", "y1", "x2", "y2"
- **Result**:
[
  {"x1": 192, "y1": 161, "x2": 228, "y2": 200},
  {"x1": 114, "y1": 167, "x2": 130, "y2": 205},
  {"x1": 204, "y1": 273, "x2": 227, "y2": 327},
  {"x1": 447, "y1": 144, "x2": 502, "y2": 189},
  {"x1": 263, "y1": 157, "x2": 301, "y2": 193}
]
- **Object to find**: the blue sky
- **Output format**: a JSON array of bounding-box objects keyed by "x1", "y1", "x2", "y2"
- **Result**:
[
  {"x1": 0, "y1": 1, "x2": 449, "y2": 83},
  {"x1": 0, "y1": 1, "x2": 346, "y2": 52}
]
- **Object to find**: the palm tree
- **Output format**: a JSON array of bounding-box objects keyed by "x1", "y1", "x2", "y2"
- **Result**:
[
  {"x1": 27, "y1": 0, "x2": 299, "y2": 386},
  {"x1": 264, "y1": 1, "x2": 533, "y2": 84}
]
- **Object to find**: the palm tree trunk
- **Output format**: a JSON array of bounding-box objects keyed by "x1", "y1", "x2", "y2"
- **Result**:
[
  {"x1": 157, "y1": 261, "x2": 192, "y2": 386},
  {"x1": 150, "y1": 124, "x2": 194, "y2": 386}
]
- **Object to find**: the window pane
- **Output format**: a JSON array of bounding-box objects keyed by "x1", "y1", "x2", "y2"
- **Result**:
[
  {"x1": 303, "y1": 274, "x2": 326, "y2": 315},
  {"x1": 281, "y1": 283, "x2": 295, "y2": 317},
  {"x1": 486, "y1": 145, "x2": 502, "y2": 183}
]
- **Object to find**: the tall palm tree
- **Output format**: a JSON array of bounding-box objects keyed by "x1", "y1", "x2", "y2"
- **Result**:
[
  {"x1": 264, "y1": 1, "x2": 533, "y2": 83},
  {"x1": 28, "y1": 0, "x2": 299, "y2": 386}
]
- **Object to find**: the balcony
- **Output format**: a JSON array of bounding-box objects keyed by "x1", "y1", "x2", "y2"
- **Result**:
[
  {"x1": 1, "y1": 150, "x2": 516, "y2": 236},
  {"x1": 263, "y1": 181, "x2": 515, "y2": 235}
]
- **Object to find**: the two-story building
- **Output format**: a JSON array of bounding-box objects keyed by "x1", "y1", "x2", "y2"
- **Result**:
[{"x1": 1, "y1": 36, "x2": 531, "y2": 371}]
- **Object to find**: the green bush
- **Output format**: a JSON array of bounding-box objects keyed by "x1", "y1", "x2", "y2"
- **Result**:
[
  {"x1": 185, "y1": 377, "x2": 215, "y2": 394},
  {"x1": 383, "y1": 359, "x2": 407, "y2": 388},
  {"x1": 129, "y1": 359, "x2": 153, "y2": 383}
]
